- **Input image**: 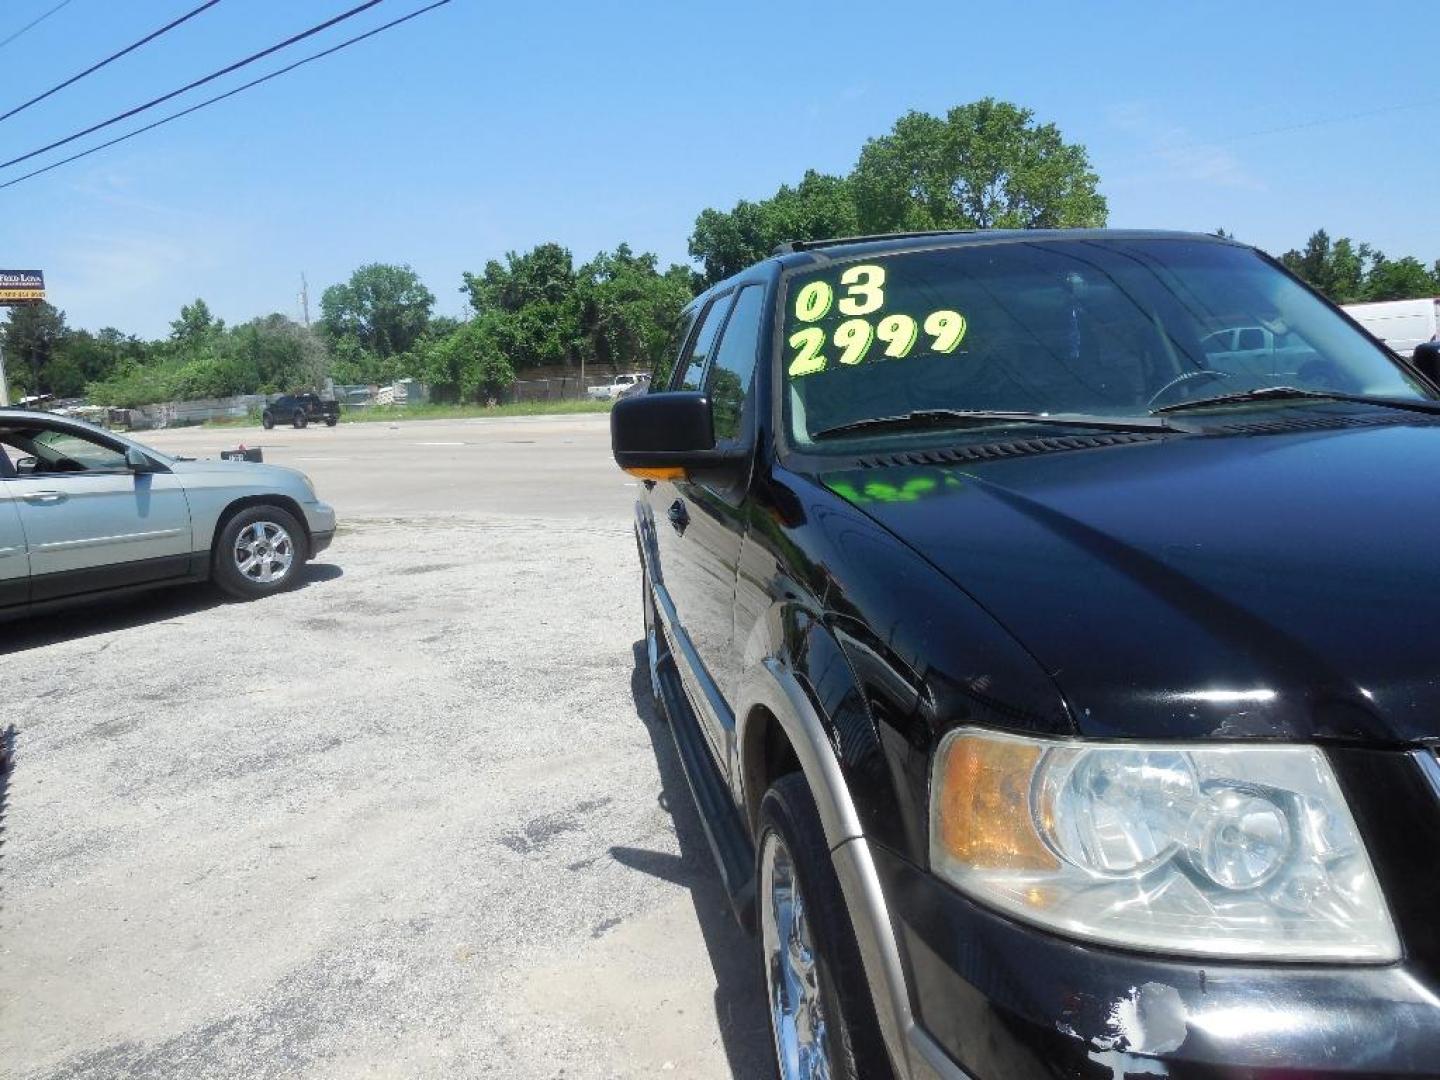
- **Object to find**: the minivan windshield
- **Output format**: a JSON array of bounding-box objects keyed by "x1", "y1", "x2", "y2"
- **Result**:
[{"x1": 782, "y1": 238, "x2": 1429, "y2": 449}]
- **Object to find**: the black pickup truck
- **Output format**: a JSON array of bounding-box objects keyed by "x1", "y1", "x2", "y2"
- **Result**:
[
  {"x1": 612, "y1": 229, "x2": 1440, "y2": 1080},
  {"x1": 261, "y1": 393, "x2": 339, "y2": 430}
]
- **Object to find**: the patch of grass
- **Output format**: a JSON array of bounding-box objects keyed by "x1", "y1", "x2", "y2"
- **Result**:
[{"x1": 339, "y1": 399, "x2": 616, "y2": 423}]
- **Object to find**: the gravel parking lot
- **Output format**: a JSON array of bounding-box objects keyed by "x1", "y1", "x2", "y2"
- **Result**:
[{"x1": 1, "y1": 414, "x2": 772, "y2": 1079}]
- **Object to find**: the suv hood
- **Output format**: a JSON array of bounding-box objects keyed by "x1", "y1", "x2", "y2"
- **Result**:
[{"x1": 820, "y1": 415, "x2": 1440, "y2": 744}]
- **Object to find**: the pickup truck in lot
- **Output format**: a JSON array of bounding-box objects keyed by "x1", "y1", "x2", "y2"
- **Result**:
[
  {"x1": 586, "y1": 373, "x2": 649, "y2": 400},
  {"x1": 612, "y1": 229, "x2": 1440, "y2": 1080},
  {"x1": 262, "y1": 393, "x2": 340, "y2": 429}
]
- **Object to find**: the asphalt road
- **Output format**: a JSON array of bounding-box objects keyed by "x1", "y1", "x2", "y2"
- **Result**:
[{"x1": 0, "y1": 414, "x2": 774, "y2": 1079}]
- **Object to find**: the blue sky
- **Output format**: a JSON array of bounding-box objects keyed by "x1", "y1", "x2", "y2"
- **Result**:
[{"x1": 1, "y1": 0, "x2": 1436, "y2": 337}]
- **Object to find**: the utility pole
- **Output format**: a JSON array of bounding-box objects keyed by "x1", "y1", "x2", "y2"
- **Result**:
[
  {"x1": 299, "y1": 272, "x2": 311, "y2": 328},
  {"x1": 0, "y1": 341, "x2": 8, "y2": 406}
]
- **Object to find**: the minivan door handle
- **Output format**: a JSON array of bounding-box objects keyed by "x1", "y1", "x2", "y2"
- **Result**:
[
  {"x1": 667, "y1": 499, "x2": 689, "y2": 532},
  {"x1": 23, "y1": 490, "x2": 65, "y2": 504}
]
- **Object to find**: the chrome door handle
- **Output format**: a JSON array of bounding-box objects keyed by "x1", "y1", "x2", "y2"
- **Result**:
[{"x1": 24, "y1": 491, "x2": 64, "y2": 503}]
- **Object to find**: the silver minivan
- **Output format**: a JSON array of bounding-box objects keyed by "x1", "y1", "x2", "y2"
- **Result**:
[{"x1": 0, "y1": 409, "x2": 335, "y2": 617}]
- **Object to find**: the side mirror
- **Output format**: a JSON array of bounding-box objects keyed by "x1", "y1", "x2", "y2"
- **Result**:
[
  {"x1": 1412, "y1": 340, "x2": 1440, "y2": 385},
  {"x1": 126, "y1": 446, "x2": 156, "y2": 473},
  {"x1": 611, "y1": 391, "x2": 745, "y2": 480},
  {"x1": 15, "y1": 456, "x2": 36, "y2": 475}
]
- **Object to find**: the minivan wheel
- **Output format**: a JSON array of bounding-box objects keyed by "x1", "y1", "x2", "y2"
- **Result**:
[
  {"x1": 261, "y1": 411, "x2": 275, "y2": 430},
  {"x1": 213, "y1": 505, "x2": 306, "y2": 600},
  {"x1": 758, "y1": 774, "x2": 893, "y2": 1080}
]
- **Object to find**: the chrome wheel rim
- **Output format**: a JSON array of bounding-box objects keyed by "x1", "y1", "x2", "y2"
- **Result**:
[
  {"x1": 761, "y1": 830, "x2": 832, "y2": 1080},
  {"x1": 234, "y1": 521, "x2": 294, "y2": 585}
]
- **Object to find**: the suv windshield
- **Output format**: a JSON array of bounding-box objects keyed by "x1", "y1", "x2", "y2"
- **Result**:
[{"x1": 783, "y1": 237, "x2": 1429, "y2": 449}]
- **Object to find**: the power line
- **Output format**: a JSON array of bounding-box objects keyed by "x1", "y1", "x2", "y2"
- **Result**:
[
  {"x1": 0, "y1": 0, "x2": 452, "y2": 191},
  {"x1": 0, "y1": 0, "x2": 76, "y2": 52},
  {"x1": 1134, "y1": 96, "x2": 1440, "y2": 163},
  {"x1": 1, "y1": 1, "x2": 224, "y2": 125},
  {"x1": 0, "y1": 0, "x2": 386, "y2": 171},
  {"x1": 1207, "y1": 96, "x2": 1440, "y2": 148}
]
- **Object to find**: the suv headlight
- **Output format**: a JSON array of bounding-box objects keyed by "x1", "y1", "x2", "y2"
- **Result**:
[{"x1": 929, "y1": 729, "x2": 1398, "y2": 961}]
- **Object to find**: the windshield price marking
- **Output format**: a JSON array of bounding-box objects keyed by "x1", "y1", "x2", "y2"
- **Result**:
[
  {"x1": 835, "y1": 319, "x2": 874, "y2": 365},
  {"x1": 794, "y1": 264, "x2": 888, "y2": 323},
  {"x1": 788, "y1": 327, "x2": 828, "y2": 377},
  {"x1": 794, "y1": 281, "x2": 835, "y2": 323},
  {"x1": 924, "y1": 310, "x2": 967, "y2": 353},
  {"x1": 876, "y1": 313, "x2": 918, "y2": 357},
  {"x1": 837, "y1": 264, "x2": 886, "y2": 316},
  {"x1": 788, "y1": 308, "x2": 968, "y2": 377}
]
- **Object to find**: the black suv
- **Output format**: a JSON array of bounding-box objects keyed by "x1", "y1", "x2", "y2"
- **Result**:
[
  {"x1": 262, "y1": 393, "x2": 339, "y2": 430},
  {"x1": 612, "y1": 230, "x2": 1440, "y2": 1079}
]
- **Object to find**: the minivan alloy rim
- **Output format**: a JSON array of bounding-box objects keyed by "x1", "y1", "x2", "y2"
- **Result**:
[
  {"x1": 234, "y1": 521, "x2": 294, "y2": 584},
  {"x1": 761, "y1": 830, "x2": 832, "y2": 1080}
]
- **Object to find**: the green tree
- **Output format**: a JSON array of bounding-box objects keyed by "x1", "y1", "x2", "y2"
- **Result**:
[
  {"x1": 689, "y1": 171, "x2": 859, "y2": 286},
  {"x1": 420, "y1": 316, "x2": 515, "y2": 403},
  {"x1": 688, "y1": 100, "x2": 1105, "y2": 285},
  {"x1": 461, "y1": 244, "x2": 581, "y2": 368},
  {"x1": 320, "y1": 263, "x2": 434, "y2": 358},
  {"x1": 576, "y1": 244, "x2": 694, "y2": 373},
  {"x1": 3, "y1": 302, "x2": 66, "y2": 396},
  {"x1": 230, "y1": 314, "x2": 330, "y2": 391},
  {"x1": 851, "y1": 99, "x2": 1106, "y2": 233},
  {"x1": 1363, "y1": 255, "x2": 1439, "y2": 302},
  {"x1": 170, "y1": 298, "x2": 222, "y2": 347},
  {"x1": 1279, "y1": 229, "x2": 1436, "y2": 304}
]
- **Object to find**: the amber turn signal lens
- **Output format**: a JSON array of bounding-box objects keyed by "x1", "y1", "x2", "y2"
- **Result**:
[
  {"x1": 623, "y1": 466, "x2": 686, "y2": 481},
  {"x1": 935, "y1": 733, "x2": 1058, "y2": 871}
]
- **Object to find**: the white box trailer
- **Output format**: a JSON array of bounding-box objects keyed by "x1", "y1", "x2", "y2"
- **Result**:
[{"x1": 1341, "y1": 297, "x2": 1440, "y2": 358}]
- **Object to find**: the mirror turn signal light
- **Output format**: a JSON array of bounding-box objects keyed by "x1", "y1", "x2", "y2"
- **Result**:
[{"x1": 623, "y1": 466, "x2": 686, "y2": 481}]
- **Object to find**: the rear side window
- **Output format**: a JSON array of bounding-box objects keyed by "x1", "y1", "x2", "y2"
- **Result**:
[
  {"x1": 707, "y1": 285, "x2": 765, "y2": 442},
  {"x1": 674, "y1": 292, "x2": 734, "y2": 391}
]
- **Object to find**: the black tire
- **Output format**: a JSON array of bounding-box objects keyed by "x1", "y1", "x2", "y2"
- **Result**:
[
  {"x1": 212, "y1": 505, "x2": 308, "y2": 600},
  {"x1": 757, "y1": 774, "x2": 893, "y2": 1080},
  {"x1": 261, "y1": 411, "x2": 275, "y2": 430},
  {"x1": 292, "y1": 411, "x2": 308, "y2": 429},
  {"x1": 324, "y1": 416, "x2": 338, "y2": 427}
]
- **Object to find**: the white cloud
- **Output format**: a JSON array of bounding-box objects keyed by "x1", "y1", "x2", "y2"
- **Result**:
[{"x1": 1103, "y1": 103, "x2": 1265, "y2": 192}]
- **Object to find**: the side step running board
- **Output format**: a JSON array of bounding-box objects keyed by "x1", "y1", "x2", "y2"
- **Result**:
[{"x1": 654, "y1": 651, "x2": 756, "y2": 927}]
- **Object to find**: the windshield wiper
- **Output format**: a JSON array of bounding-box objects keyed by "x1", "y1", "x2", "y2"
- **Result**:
[
  {"x1": 811, "y1": 409, "x2": 1183, "y2": 441},
  {"x1": 1152, "y1": 385, "x2": 1440, "y2": 416}
]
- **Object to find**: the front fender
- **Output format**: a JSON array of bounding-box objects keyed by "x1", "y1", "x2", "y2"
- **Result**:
[
  {"x1": 736, "y1": 605, "x2": 905, "y2": 852},
  {"x1": 732, "y1": 623, "x2": 971, "y2": 1080}
]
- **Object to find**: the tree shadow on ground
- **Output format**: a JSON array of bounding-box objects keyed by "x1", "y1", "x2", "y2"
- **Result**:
[
  {"x1": 609, "y1": 639, "x2": 773, "y2": 1079},
  {"x1": 0, "y1": 563, "x2": 344, "y2": 656}
]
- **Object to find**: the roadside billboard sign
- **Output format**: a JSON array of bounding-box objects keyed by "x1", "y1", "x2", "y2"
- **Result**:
[{"x1": 0, "y1": 270, "x2": 45, "y2": 304}]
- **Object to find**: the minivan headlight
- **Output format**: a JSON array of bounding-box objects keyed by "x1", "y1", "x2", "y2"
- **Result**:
[{"x1": 929, "y1": 729, "x2": 1398, "y2": 961}]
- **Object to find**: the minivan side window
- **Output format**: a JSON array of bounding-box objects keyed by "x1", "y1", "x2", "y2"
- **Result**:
[
  {"x1": 674, "y1": 292, "x2": 734, "y2": 391},
  {"x1": 706, "y1": 285, "x2": 765, "y2": 443}
]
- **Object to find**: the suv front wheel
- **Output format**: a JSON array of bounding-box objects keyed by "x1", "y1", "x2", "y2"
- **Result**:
[
  {"x1": 758, "y1": 774, "x2": 893, "y2": 1080},
  {"x1": 261, "y1": 411, "x2": 275, "y2": 430}
]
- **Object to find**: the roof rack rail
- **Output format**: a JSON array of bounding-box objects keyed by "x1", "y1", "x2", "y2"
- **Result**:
[{"x1": 772, "y1": 229, "x2": 979, "y2": 256}]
